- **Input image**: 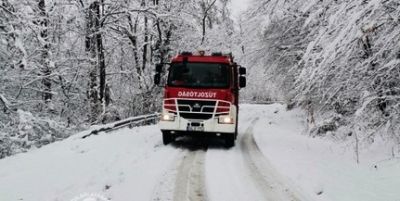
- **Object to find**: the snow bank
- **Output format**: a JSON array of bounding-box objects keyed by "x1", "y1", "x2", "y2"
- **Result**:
[
  {"x1": 0, "y1": 125, "x2": 179, "y2": 201},
  {"x1": 242, "y1": 104, "x2": 400, "y2": 201}
]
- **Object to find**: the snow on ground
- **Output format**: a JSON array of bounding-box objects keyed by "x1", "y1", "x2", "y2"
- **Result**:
[
  {"x1": 245, "y1": 103, "x2": 400, "y2": 201},
  {"x1": 205, "y1": 107, "x2": 269, "y2": 201},
  {"x1": 206, "y1": 136, "x2": 266, "y2": 201},
  {"x1": 0, "y1": 104, "x2": 399, "y2": 201},
  {"x1": 0, "y1": 126, "x2": 181, "y2": 201}
]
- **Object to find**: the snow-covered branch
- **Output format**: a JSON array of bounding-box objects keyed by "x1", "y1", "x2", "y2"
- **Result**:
[{"x1": 0, "y1": 94, "x2": 10, "y2": 111}]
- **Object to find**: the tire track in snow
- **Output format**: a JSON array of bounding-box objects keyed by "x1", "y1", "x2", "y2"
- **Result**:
[
  {"x1": 151, "y1": 151, "x2": 183, "y2": 201},
  {"x1": 173, "y1": 145, "x2": 208, "y2": 201},
  {"x1": 240, "y1": 118, "x2": 303, "y2": 201}
]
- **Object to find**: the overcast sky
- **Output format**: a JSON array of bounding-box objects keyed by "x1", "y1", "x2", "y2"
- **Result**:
[{"x1": 230, "y1": 0, "x2": 251, "y2": 20}]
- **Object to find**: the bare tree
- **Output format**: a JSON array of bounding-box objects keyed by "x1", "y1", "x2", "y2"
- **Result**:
[{"x1": 200, "y1": 0, "x2": 217, "y2": 45}]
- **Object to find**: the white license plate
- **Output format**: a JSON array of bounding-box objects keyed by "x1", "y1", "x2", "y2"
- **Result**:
[{"x1": 187, "y1": 126, "x2": 204, "y2": 132}]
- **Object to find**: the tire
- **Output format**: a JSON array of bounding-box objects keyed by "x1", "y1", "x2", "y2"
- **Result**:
[
  {"x1": 224, "y1": 134, "x2": 235, "y2": 148},
  {"x1": 162, "y1": 131, "x2": 174, "y2": 145},
  {"x1": 234, "y1": 121, "x2": 238, "y2": 140},
  {"x1": 233, "y1": 109, "x2": 239, "y2": 140}
]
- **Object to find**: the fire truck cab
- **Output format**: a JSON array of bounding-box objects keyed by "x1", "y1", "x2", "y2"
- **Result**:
[{"x1": 154, "y1": 51, "x2": 246, "y2": 147}]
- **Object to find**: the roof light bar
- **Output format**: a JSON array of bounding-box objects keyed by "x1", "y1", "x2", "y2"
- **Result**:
[
  {"x1": 211, "y1": 52, "x2": 223, "y2": 56},
  {"x1": 181, "y1": 51, "x2": 193, "y2": 56}
]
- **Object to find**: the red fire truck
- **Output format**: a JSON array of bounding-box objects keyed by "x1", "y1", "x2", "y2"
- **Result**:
[{"x1": 154, "y1": 51, "x2": 246, "y2": 147}]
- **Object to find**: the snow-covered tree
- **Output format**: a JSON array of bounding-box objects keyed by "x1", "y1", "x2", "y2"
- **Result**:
[{"x1": 240, "y1": 0, "x2": 400, "y2": 148}]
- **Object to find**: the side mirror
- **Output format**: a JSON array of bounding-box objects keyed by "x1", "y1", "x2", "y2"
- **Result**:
[
  {"x1": 239, "y1": 76, "x2": 246, "y2": 88},
  {"x1": 239, "y1": 67, "x2": 246, "y2": 76},
  {"x1": 154, "y1": 73, "x2": 160, "y2": 85},
  {"x1": 155, "y1": 64, "x2": 163, "y2": 73}
]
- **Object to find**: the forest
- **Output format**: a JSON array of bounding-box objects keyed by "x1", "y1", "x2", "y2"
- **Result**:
[
  {"x1": 1, "y1": 0, "x2": 399, "y2": 158},
  {"x1": 0, "y1": 0, "x2": 236, "y2": 158},
  {"x1": 241, "y1": 0, "x2": 400, "y2": 156}
]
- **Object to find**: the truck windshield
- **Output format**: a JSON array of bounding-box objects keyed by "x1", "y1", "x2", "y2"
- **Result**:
[{"x1": 167, "y1": 63, "x2": 230, "y2": 88}]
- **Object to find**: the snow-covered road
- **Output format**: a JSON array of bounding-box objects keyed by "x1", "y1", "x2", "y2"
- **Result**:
[{"x1": 1, "y1": 104, "x2": 399, "y2": 201}]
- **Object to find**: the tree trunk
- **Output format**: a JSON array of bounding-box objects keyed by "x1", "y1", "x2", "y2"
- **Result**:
[
  {"x1": 86, "y1": 1, "x2": 103, "y2": 123},
  {"x1": 127, "y1": 14, "x2": 142, "y2": 89},
  {"x1": 201, "y1": 15, "x2": 206, "y2": 45},
  {"x1": 200, "y1": 0, "x2": 217, "y2": 45},
  {"x1": 140, "y1": 0, "x2": 148, "y2": 90},
  {"x1": 127, "y1": 15, "x2": 140, "y2": 69},
  {"x1": 154, "y1": 20, "x2": 173, "y2": 65},
  {"x1": 96, "y1": 2, "x2": 106, "y2": 108},
  {"x1": 142, "y1": 15, "x2": 148, "y2": 72},
  {"x1": 38, "y1": 0, "x2": 52, "y2": 104}
]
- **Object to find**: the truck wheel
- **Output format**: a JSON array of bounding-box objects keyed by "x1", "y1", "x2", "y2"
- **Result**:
[
  {"x1": 234, "y1": 125, "x2": 238, "y2": 140},
  {"x1": 235, "y1": 112, "x2": 239, "y2": 139},
  {"x1": 162, "y1": 131, "x2": 174, "y2": 145},
  {"x1": 224, "y1": 134, "x2": 235, "y2": 148}
]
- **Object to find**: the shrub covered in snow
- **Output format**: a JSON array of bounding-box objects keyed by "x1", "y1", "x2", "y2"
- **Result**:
[{"x1": 0, "y1": 110, "x2": 74, "y2": 159}]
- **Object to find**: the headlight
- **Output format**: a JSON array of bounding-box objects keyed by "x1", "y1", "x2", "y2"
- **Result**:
[
  {"x1": 161, "y1": 113, "x2": 175, "y2": 121},
  {"x1": 218, "y1": 116, "x2": 234, "y2": 124}
]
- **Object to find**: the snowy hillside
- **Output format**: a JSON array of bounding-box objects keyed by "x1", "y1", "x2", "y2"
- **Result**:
[{"x1": 0, "y1": 104, "x2": 399, "y2": 201}]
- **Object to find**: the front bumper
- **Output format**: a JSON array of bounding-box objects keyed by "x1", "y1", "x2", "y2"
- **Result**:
[
  {"x1": 159, "y1": 99, "x2": 237, "y2": 135},
  {"x1": 159, "y1": 115, "x2": 236, "y2": 134}
]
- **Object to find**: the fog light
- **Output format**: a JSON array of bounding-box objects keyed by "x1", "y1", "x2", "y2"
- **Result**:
[
  {"x1": 161, "y1": 113, "x2": 175, "y2": 121},
  {"x1": 218, "y1": 116, "x2": 233, "y2": 124}
]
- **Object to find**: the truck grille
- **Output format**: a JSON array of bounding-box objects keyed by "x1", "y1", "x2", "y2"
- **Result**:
[
  {"x1": 179, "y1": 113, "x2": 213, "y2": 120},
  {"x1": 177, "y1": 100, "x2": 216, "y2": 120}
]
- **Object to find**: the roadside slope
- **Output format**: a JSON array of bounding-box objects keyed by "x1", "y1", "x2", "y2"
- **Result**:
[
  {"x1": 0, "y1": 126, "x2": 180, "y2": 201},
  {"x1": 246, "y1": 104, "x2": 400, "y2": 201}
]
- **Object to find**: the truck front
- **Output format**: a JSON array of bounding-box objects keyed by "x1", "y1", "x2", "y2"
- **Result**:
[{"x1": 154, "y1": 52, "x2": 246, "y2": 147}]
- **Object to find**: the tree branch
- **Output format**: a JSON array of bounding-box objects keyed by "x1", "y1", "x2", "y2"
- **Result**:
[
  {"x1": 201, "y1": 0, "x2": 217, "y2": 45},
  {"x1": 0, "y1": 94, "x2": 10, "y2": 111}
]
